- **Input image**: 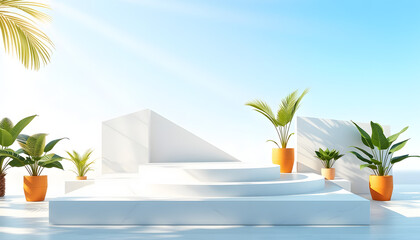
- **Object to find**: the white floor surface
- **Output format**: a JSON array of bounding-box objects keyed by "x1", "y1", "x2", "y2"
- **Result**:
[{"x1": 2, "y1": 185, "x2": 420, "y2": 240}]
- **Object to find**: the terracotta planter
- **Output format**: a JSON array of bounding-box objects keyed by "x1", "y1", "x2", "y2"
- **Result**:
[
  {"x1": 0, "y1": 174, "x2": 5, "y2": 197},
  {"x1": 76, "y1": 176, "x2": 87, "y2": 180},
  {"x1": 321, "y1": 168, "x2": 335, "y2": 180},
  {"x1": 23, "y1": 175, "x2": 48, "y2": 202},
  {"x1": 369, "y1": 175, "x2": 393, "y2": 201},
  {"x1": 272, "y1": 148, "x2": 294, "y2": 173}
]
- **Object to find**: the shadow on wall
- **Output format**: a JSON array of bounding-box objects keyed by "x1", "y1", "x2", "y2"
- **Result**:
[{"x1": 296, "y1": 116, "x2": 390, "y2": 194}]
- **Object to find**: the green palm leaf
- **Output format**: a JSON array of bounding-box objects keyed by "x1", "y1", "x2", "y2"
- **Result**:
[
  {"x1": 245, "y1": 100, "x2": 279, "y2": 127},
  {"x1": 0, "y1": 0, "x2": 54, "y2": 70},
  {"x1": 66, "y1": 149, "x2": 95, "y2": 177}
]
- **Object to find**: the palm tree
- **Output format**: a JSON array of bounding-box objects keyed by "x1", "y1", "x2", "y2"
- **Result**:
[
  {"x1": 0, "y1": 0, "x2": 54, "y2": 70},
  {"x1": 246, "y1": 89, "x2": 309, "y2": 148}
]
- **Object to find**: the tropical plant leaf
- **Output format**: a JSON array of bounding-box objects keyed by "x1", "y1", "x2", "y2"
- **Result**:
[
  {"x1": 370, "y1": 121, "x2": 390, "y2": 150},
  {"x1": 245, "y1": 100, "x2": 279, "y2": 127},
  {"x1": 290, "y1": 88, "x2": 309, "y2": 118},
  {"x1": 390, "y1": 155, "x2": 420, "y2": 164},
  {"x1": 38, "y1": 153, "x2": 63, "y2": 166},
  {"x1": 0, "y1": 1, "x2": 53, "y2": 70},
  {"x1": 351, "y1": 146, "x2": 373, "y2": 159},
  {"x1": 66, "y1": 149, "x2": 95, "y2": 176},
  {"x1": 17, "y1": 134, "x2": 29, "y2": 144},
  {"x1": 9, "y1": 115, "x2": 37, "y2": 140},
  {"x1": 389, "y1": 139, "x2": 409, "y2": 153},
  {"x1": 42, "y1": 161, "x2": 63, "y2": 170},
  {"x1": 370, "y1": 159, "x2": 382, "y2": 165},
  {"x1": 387, "y1": 126, "x2": 408, "y2": 143},
  {"x1": 0, "y1": 128, "x2": 13, "y2": 147},
  {"x1": 44, "y1": 137, "x2": 68, "y2": 153},
  {"x1": 20, "y1": 133, "x2": 47, "y2": 157},
  {"x1": 360, "y1": 164, "x2": 377, "y2": 170},
  {"x1": 0, "y1": 149, "x2": 25, "y2": 166},
  {"x1": 351, "y1": 121, "x2": 374, "y2": 149},
  {"x1": 349, "y1": 151, "x2": 373, "y2": 164},
  {"x1": 276, "y1": 89, "x2": 308, "y2": 126},
  {"x1": 266, "y1": 139, "x2": 280, "y2": 148},
  {"x1": 15, "y1": 148, "x2": 28, "y2": 155},
  {"x1": 8, "y1": 159, "x2": 25, "y2": 167},
  {"x1": 0, "y1": 118, "x2": 13, "y2": 132}
]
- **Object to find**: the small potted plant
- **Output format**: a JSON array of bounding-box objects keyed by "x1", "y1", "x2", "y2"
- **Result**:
[
  {"x1": 0, "y1": 133, "x2": 67, "y2": 201},
  {"x1": 0, "y1": 115, "x2": 37, "y2": 197},
  {"x1": 66, "y1": 149, "x2": 95, "y2": 180},
  {"x1": 246, "y1": 89, "x2": 309, "y2": 173},
  {"x1": 314, "y1": 148, "x2": 344, "y2": 180},
  {"x1": 350, "y1": 121, "x2": 419, "y2": 201}
]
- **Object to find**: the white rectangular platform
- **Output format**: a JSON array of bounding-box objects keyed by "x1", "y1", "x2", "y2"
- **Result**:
[{"x1": 49, "y1": 182, "x2": 369, "y2": 225}]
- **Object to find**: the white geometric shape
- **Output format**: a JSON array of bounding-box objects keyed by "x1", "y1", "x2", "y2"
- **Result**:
[
  {"x1": 138, "y1": 174, "x2": 325, "y2": 197},
  {"x1": 49, "y1": 182, "x2": 370, "y2": 225},
  {"x1": 138, "y1": 162, "x2": 282, "y2": 182},
  {"x1": 64, "y1": 180, "x2": 95, "y2": 194},
  {"x1": 65, "y1": 163, "x2": 325, "y2": 198},
  {"x1": 296, "y1": 116, "x2": 390, "y2": 194},
  {"x1": 102, "y1": 109, "x2": 238, "y2": 173},
  {"x1": 328, "y1": 178, "x2": 351, "y2": 191}
]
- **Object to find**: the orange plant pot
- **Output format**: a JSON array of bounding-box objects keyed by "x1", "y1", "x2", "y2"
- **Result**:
[
  {"x1": 272, "y1": 148, "x2": 294, "y2": 173},
  {"x1": 321, "y1": 168, "x2": 335, "y2": 180},
  {"x1": 76, "y1": 176, "x2": 87, "y2": 180},
  {"x1": 369, "y1": 175, "x2": 393, "y2": 201},
  {"x1": 23, "y1": 176, "x2": 48, "y2": 202}
]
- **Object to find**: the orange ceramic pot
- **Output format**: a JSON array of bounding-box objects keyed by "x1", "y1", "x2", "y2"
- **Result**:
[
  {"x1": 369, "y1": 175, "x2": 393, "y2": 201},
  {"x1": 76, "y1": 176, "x2": 87, "y2": 180},
  {"x1": 321, "y1": 168, "x2": 335, "y2": 180},
  {"x1": 24, "y1": 175, "x2": 48, "y2": 202},
  {"x1": 272, "y1": 148, "x2": 294, "y2": 173}
]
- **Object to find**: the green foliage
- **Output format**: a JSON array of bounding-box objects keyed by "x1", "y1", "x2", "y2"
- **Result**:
[
  {"x1": 0, "y1": 0, "x2": 54, "y2": 70},
  {"x1": 314, "y1": 148, "x2": 344, "y2": 168},
  {"x1": 350, "y1": 121, "x2": 420, "y2": 176},
  {"x1": 0, "y1": 133, "x2": 67, "y2": 176},
  {"x1": 0, "y1": 115, "x2": 36, "y2": 174},
  {"x1": 245, "y1": 89, "x2": 309, "y2": 148},
  {"x1": 66, "y1": 149, "x2": 95, "y2": 177}
]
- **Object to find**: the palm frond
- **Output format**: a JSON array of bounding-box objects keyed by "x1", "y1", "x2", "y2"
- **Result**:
[
  {"x1": 245, "y1": 100, "x2": 279, "y2": 127},
  {"x1": 66, "y1": 149, "x2": 95, "y2": 177},
  {"x1": 0, "y1": 0, "x2": 53, "y2": 70}
]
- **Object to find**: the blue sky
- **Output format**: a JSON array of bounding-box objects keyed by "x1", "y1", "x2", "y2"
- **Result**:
[{"x1": 1, "y1": 0, "x2": 420, "y2": 170}]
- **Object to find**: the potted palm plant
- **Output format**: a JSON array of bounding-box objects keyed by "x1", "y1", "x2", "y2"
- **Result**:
[
  {"x1": 314, "y1": 148, "x2": 344, "y2": 180},
  {"x1": 246, "y1": 89, "x2": 309, "y2": 173},
  {"x1": 66, "y1": 149, "x2": 95, "y2": 180},
  {"x1": 0, "y1": 134, "x2": 67, "y2": 201},
  {"x1": 0, "y1": 115, "x2": 37, "y2": 197},
  {"x1": 350, "y1": 121, "x2": 419, "y2": 201}
]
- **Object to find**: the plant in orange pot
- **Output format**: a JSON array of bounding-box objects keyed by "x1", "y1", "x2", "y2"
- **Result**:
[
  {"x1": 0, "y1": 115, "x2": 37, "y2": 197},
  {"x1": 246, "y1": 89, "x2": 309, "y2": 173},
  {"x1": 350, "y1": 121, "x2": 419, "y2": 201},
  {"x1": 314, "y1": 148, "x2": 344, "y2": 180},
  {"x1": 0, "y1": 134, "x2": 67, "y2": 201},
  {"x1": 66, "y1": 149, "x2": 95, "y2": 180}
]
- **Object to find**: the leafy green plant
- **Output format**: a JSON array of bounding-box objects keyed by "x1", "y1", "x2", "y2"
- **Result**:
[
  {"x1": 315, "y1": 148, "x2": 344, "y2": 168},
  {"x1": 0, "y1": 0, "x2": 54, "y2": 70},
  {"x1": 245, "y1": 89, "x2": 309, "y2": 148},
  {"x1": 349, "y1": 121, "x2": 420, "y2": 176},
  {"x1": 0, "y1": 133, "x2": 67, "y2": 176},
  {"x1": 0, "y1": 115, "x2": 37, "y2": 175},
  {"x1": 66, "y1": 149, "x2": 95, "y2": 177}
]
